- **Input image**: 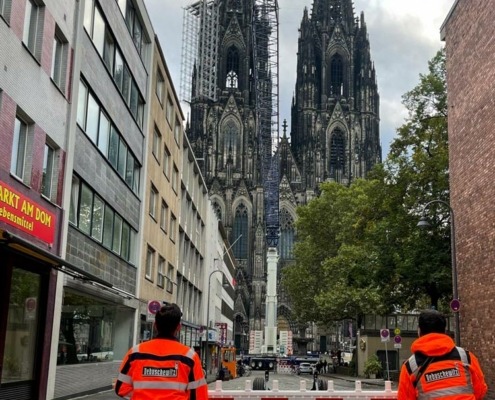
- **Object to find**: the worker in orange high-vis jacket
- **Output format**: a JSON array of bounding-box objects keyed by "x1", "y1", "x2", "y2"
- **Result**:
[
  {"x1": 398, "y1": 309, "x2": 487, "y2": 400},
  {"x1": 115, "y1": 303, "x2": 208, "y2": 400}
]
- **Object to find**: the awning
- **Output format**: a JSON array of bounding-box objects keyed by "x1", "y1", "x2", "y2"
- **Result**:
[{"x1": 0, "y1": 229, "x2": 137, "y2": 299}]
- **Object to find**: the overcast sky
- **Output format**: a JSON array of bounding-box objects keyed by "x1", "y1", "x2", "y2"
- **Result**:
[{"x1": 144, "y1": 0, "x2": 455, "y2": 159}]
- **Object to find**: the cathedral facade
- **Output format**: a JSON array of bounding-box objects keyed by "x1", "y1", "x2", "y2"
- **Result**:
[{"x1": 187, "y1": 0, "x2": 380, "y2": 354}]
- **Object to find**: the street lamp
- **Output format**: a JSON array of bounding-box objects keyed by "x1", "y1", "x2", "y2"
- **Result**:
[
  {"x1": 205, "y1": 268, "x2": 227, "y2": 379},
  {"x1": 417, "y1": 199, "x2": 460, "y2": 346}
]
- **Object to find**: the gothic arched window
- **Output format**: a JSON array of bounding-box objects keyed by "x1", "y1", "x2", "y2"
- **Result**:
[
  {"x1": 226, "y1": 46, "x2": 240, "y2": 88},
  {"x1": 222, "y1": 119, "x2": 240, "y2": 168},
  {"x1": 330, "y1": 55, "x2": 344, "y2": 96},
  {"x1": 279, "y1": 208, "x2": 295, "y2": 260},
  {"x1": 329, "y1": 128, "x2": 345, "y2": 182},
  {"x1": 233, "y1": 204, "x2": 248, "y2": 259}
]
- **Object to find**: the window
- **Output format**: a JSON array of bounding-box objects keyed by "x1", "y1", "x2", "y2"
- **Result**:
[
  {"x1": 152, "y1": 127, "x2": 161, "y2": 161},
  {"x1": 163, "y1": 145, "x2": 170, "y2": 179},
  {"x1": 170, "y1": 214, "x2": 176, "y2": 242},
  {"x1": 166, "y1": 96, "x2": 173, "y2": 124},
  {"x1": 166, "y1": 263, "x2": 174, "y2": 293},
  {"x1": 172, "y1": 165, "x2": 178, "y2": 193},
  {"x1": 84, "y1": 1, "x2": 145, "y2": 128},
  {"x1": 233, "y1": 204, "x2": 248, "y2": 259},
  {"x1": 51, "y1": 27, "x2": 68, "y2": 93},
  {"x1": 91, "y1": 195, "x2": 104, "y2": 241},
  {"x1": 69, "y1": 176, "x2": 137, "y2": 263},
  {"x1": 174, "y1": 119, "x2": 181, "y2": 146},
  {"x1": 0, "y1": 0, "x2": 12, "y2": 22},
  {"x1": 102, "y1": 204, "x2": 114, "y2": 248},
  {"x1": 157, "y1": 256, "x2": 165, "y2": 288},
  {"x1": 156, "y1": 68, "x2": 164, "y2": 104},
  {"x1": 122, "y1": 0, "x2": 146, "y2": 56},
  {"x1": 160, "y1": 200, "x2": 168, "y2": 233},
  {"x1": 23, "y1": 0, "x2": 44, "y2": 60},
  {"x1": 41, "y1": 143, "x2": 54, "y2": 199},
  {"x1": 145, "y1": 246, "x2": 155, "y2": 280},
  {"x1": 149, "y1": 184, "x2": 157, "y2": 219},
  {"x1": 69, "y1": 175, "x2": 80, "y2": 225},
  {"x1": 78, "y1": 183, "x2": 93, "y2": 234},
  {"x1": 11, "y1": 117, "x2": 29, "y2": 181},
  {"x1": 330, "y1": 54, "x2": 344, "y2": 96},
  {"x1": 77, "y1": 80, "x2": 141, "y2": 194}
]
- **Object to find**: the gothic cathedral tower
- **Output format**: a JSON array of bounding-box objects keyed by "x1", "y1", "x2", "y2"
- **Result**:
[
  {"x1": 187, "y1": 0, "x2": 266, "y2": 343},
  {"x1": 291, "y1": 0, "x2": 381, "y2": 190}
]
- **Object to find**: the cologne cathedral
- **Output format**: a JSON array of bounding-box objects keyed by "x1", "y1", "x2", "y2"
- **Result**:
[{"x1": 186, "y1": 0, "x2": 381, "y2": 353}]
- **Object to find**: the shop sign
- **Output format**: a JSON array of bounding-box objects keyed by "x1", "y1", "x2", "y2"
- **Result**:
[{"x1": 0, "y1": 180, "x2": 55, "y2": 244}]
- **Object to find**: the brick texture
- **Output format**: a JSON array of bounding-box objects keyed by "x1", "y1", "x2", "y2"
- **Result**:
[{"x1": 444, "y1": 0, "x2": 495, "y2": 397}]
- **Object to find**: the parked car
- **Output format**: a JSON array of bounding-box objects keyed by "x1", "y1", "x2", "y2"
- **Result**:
[{"x1": 298, "y1": 362, "x2": 313, "y2": 375}]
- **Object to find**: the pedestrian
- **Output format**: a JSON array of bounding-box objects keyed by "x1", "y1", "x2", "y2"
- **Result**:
[
  {"x1": 115, "y1": 303, "x2": 208, "y2": 399},
  {"x1": 397, "y1": 309, "x2": 487, "y2": 400}
]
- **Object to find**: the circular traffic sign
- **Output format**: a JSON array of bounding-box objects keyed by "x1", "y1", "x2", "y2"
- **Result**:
[
  {"x1": 394, "y1": 335, "x2": 402, "y2": 344},
  {"x1": 148, "y1": 300, "x2": 161, "y2": 314},
  {"x1": 394, "y1": 328, "x2": 401, "y2": 335},
  {"x1": 380, "y1": 329, "x2": 390, "y2": 339},
  {"x1": 450, "y1": 299, "x2": 461, "y2": 312}
]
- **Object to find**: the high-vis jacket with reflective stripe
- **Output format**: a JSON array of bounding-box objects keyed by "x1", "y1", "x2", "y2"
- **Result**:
[
  {"x1": 397, "y1": 333, "x2": 487, "y2": 400},
  {"x1": 115, "y1": 336, "x2": 208, "y2": 400}
]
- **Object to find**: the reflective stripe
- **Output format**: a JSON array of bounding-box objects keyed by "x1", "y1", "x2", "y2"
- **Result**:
[
  {"x1": 456, "y1": 347, "x2": 468, "y2": 364},
  {"x1": 131, "y1": 344, "x2": 140, "y2": 354},
  {"x1": 187, "y1": 377, "x2": 207, "y2": 390},
  {"x1": 408, "y1": 354, "x2": 418, "y2": 371},
  {"x1": 418, "y1": 384, "x2": 475, "y2": 399},
  {"x1": 185, "y1": 348, "x2": 195, "y2": 360},
  {"x1": 133, "y1": 380, "x2": 188, "y2": 391},
  {"x1": 118, "y1": 373, "x2": 133, "y2": 384}
]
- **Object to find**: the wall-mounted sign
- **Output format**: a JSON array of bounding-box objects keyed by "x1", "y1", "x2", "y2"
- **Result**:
[{"x1": 0, "y1": 180, "x2": 55, "y2": 244}]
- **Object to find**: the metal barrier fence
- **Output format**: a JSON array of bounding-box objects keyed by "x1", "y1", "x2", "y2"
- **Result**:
[{"x1": 209, "y1": 379, "x2": 398, "y2": 400}]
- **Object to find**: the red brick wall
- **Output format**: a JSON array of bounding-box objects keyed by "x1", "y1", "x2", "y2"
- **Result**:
[{"x1": 444, "y1": 0, "x2": 495, "y2": 396}]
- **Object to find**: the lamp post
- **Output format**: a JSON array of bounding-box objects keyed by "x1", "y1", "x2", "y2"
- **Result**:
[
  {"x1": 205, "y1": 268, "x2": 225, "y2": 379},
  {"x1": 417, "y1": 199, "x2": 460, "y2": 346}
]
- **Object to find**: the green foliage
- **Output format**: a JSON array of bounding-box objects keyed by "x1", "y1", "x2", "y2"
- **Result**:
[
  {"x1": 364, "y1": 354, "x2": 383, "y2": 377},
  {"x1": 282, "y1": 48, "x2": 452, "y2": 324}
]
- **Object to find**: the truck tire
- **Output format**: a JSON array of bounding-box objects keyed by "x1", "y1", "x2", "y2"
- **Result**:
[
  {"x1": 253, "y1": 377, "x2": 266, "y2": 390},
  {"x1": 316, "y1": 378, "x2": 328, "y2": 390}
]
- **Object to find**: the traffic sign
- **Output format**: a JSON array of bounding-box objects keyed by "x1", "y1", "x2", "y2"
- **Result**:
[
  {"x1": 394, "y1": 328, "x2": 401, "y2": 335},
  {"x1": 148, "y1": 300, "x2": 161, "y2": 314},
  {"x1": 380, "y1": 329, "x2": 390, "y2": 342},
  {"x1": 450, "y1": 299, "x2": 461, "y2": 312},
  {"x1": 147, "y1": 300, "x2": 162, "y2": 322},
  {"x1": 394, "y1": 335, "x2": 402, "y2": 344}
]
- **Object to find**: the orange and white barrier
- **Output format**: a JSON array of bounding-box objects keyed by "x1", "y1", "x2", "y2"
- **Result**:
[{"x1": 209, "y1": 379, "x2": 398, "y2": 400}]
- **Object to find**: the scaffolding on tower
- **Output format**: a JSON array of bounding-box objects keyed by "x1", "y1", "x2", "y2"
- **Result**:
[
  {"x1": 252, "y1": 0, "x2": 280, "y2": 246},
  {"x1": 180, "y1": 0, "x2": 219, "y2": 103}
]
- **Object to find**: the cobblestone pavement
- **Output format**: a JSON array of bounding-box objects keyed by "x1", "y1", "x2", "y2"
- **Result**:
[{"x1": 67, "y1": 371, "x2": 396, "y2": 399}]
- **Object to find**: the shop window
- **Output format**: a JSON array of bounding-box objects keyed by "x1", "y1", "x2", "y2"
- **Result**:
[
  {"x1": 58, "y1": 290, "x2": 135, "y2": 365},
  {"x1": 3, "y1": 268, "x2": 41, "y2": 380}
]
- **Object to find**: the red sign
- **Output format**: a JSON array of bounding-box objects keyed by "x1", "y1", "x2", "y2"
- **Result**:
[
  {"x1": 148, "y1": 300, "x2": 161, "y2": 314},
  {"x1": 0, "y1": 180, "x2": 56, "y2": 244}
]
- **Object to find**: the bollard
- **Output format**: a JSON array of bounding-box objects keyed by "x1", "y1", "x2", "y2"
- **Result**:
[
  {"x1": 272, "y1": 380, "x2": 279, "y2": 391},
  {"x1": 328, "y1": 380, "x2": 334, "y2": 392},
  {"x1": 355, "y1": 380, "x2": 362, "y2": 392},
  {"x1": 214, "y1": 380, "x2": 223, "y2": 391},
  {"x1": 245, "y1": 379, "x2": 252, "y2": 391}
]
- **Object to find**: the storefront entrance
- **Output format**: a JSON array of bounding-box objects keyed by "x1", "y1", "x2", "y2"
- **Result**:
[{"x1": 0, "y1": 248, "x2": 55, "y2": 400}]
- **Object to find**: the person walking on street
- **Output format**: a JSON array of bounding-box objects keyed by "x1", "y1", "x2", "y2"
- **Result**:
[
  {"x1": 398, "y1": 309, "x2": 487, "y2": 400},
  {"x1": 115, "y1": 303, "x2": 208, "y2": 399}
]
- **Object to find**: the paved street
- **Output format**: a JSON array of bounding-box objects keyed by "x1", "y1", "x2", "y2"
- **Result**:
[{"x1": 67, "y1": 371, "x2": 396, "y2": 399}]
